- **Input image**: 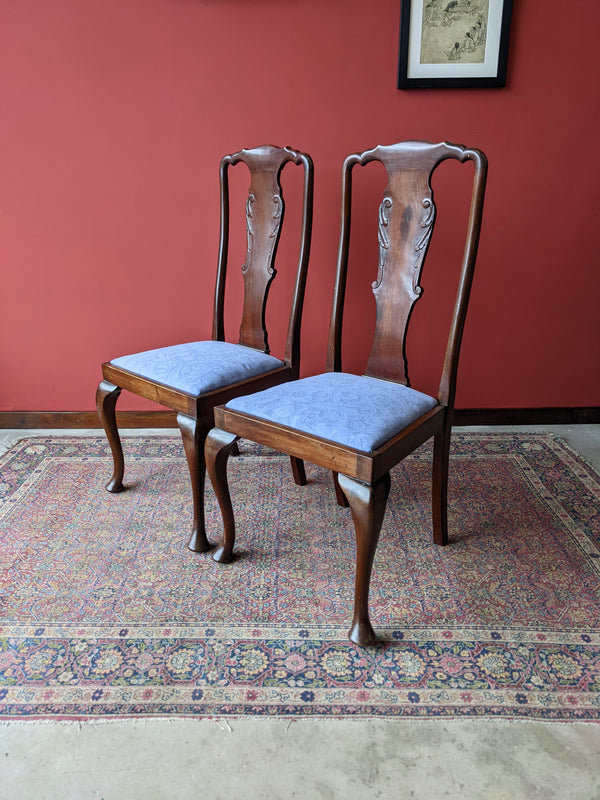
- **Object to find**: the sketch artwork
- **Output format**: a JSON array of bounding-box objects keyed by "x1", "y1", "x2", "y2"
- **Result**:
[{"x1": 420, "y1": 0, "x2": 489, "y2": 64}]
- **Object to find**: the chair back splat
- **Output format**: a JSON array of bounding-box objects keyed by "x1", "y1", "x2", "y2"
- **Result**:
[
  {"x1": 97, "y1": 145, "x2": 313, "y2": 554},
  {"x1": 213, "y1": 146, "x2": 314, "y2": 375},
  {"x1": 206, "y1": 140, "x2": 487, "y2": 646},
  {"x1": 328, "y1": 141, "x2": 487, "y2": 403}
]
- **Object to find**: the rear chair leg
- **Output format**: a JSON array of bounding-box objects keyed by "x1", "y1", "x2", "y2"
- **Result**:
[
  {"x1": 205, "y1": 428, "x2": 240, "y2": 564},
  {"x1": 290, "y1": 456, "x2": 307, "y2": 486},
  {"x1": 337, "y1": 472, "x2": 391, "y2": 646},
  {"x1": 177, "y1": 413, "x2": 212, "y2": 553},
  {"x1": 96, "y1": 380, "x2": 125, "y2": 493},
  {"x1": 432, "y1": 427, "x2": 451, "y2": 546},
  {"x1": 332, "y1": 472, "x2": 349, "y2": 507}
]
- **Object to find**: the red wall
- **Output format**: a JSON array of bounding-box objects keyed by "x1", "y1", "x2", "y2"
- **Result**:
[{"x1": 1, "y1": 0, "x2": 599, "y2": 412}]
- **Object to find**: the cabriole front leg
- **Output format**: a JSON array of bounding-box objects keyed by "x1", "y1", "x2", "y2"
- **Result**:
[
  {"x1": 337, "y1": 472, "x2": 391, "y2": 647},
  {"x1": 205, "y1": 428, "x2": 239, "y2": 564},
  {"x1": 177, "y1": 413, "x2": 212, "y2": 553},
  {"x1": 96, "y1": 380, "x2": 125, "y2": 493}
]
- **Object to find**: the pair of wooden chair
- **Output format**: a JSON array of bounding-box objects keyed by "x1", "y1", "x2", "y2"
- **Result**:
[{"x1": 97, "y1": 141, "x2": 487, "y2": 645}]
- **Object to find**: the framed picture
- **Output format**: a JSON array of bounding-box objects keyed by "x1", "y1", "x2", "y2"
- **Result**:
[{"x1": 397, "y1": 0, "x2": 513, "y2": 89}]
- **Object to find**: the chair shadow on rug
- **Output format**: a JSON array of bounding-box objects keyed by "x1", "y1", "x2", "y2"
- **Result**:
[
  {"x1": 205, "y1": 140, "x2": 488, "y2": 646},
  {"x1": 96, "y1": 145, "x2": 314, "y2": 553}
]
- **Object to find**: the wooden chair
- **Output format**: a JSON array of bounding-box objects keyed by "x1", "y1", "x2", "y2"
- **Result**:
[
  {"x1": 96, "y1": 145, "x2": 314, "y2": 553},
  {"x1": 205, "y1": 140, "x2": 487, "y2": 646}
]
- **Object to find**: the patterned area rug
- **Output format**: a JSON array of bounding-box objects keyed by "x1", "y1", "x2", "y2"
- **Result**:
[{"x1": 0, "y1": 433, "x2": 599, "y2": 721}]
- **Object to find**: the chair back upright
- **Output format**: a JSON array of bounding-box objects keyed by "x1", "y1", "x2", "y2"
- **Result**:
[
  {"x1": 326, "y1": 141, "x2": 487, "y2": 409},
  {"x1": 212, "y1": 145, "x2": 314, "y2": 379}
]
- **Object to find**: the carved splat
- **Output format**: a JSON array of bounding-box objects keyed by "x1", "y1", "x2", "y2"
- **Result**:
[
  {"x1": 238, "y1": 176, "x2": 285, "y2": 352},
  {"x1": 364, "y1": 153, "x2": 440, "y2": 385},
  {"x1": 212, "y1": 144, "x2": 313, "y2": 370},
  {"x1": 242, "y1": 193, "x2": 283, "y2": 273}
]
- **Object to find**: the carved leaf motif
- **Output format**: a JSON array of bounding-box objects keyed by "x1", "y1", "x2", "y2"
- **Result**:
[
  {"x1": 242, "y1": 193, "x2": 282, "y2": 276},
  {"x1": 270, "y1": 195, "x2": 282, "y2": 236},
  {"x1": 412, "y1": 197, "x2": 436, "y2": 295},
  {"x1": 373, "y1": 196, "x2": 393, "y2": 291},
  {"x1": 241, "y1": 193, "x2": 256, "y2": 273},
  {"x1": 266, "y1": 194, "x2": 283, "y2": 274},
  {"x1": 415, "y1": 198, "x2": 435, "y2": 251}
]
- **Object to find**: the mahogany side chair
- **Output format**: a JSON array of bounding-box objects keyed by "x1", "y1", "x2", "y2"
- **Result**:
[
  {"x1": 96, "y1": 145, "x2": 314, "y2": 553},
  {"x1": 205, "y1": 140, "x2": 487, "y2": 646}
]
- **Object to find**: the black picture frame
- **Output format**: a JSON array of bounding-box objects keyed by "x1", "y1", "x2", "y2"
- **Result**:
[{"x1": 398, "y1": 0, "x2": 513, "y2": 89}]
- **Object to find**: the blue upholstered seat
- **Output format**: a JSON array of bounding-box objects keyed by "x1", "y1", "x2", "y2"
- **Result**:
[
  {"x1": 226, "y1": 372, "x2": 438, "y2": 452},
  {"x1": 110, "y1": 341, "x2": 285, "y2": 396}
]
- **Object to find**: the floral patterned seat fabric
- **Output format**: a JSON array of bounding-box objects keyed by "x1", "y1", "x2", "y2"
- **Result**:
[
  {"x1": 111, "y1": 341, "x2": 284, "y2": 396},
  {"x1": 226, "y1": 372, "x2": 437, "y2": 453}
]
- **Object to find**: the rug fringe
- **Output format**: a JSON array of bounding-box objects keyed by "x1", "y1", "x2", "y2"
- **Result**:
[{"x1": 1, "y1": 716, "x2": 596, "y2": 728}]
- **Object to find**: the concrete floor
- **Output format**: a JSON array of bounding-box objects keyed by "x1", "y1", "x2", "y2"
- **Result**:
[{"x1": 1, "y1": 425, "x2": 599, "y2": 799}]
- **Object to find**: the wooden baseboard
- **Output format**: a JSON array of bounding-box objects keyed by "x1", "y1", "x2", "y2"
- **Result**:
[
  {"x1": 0, "y1": 408, "x2": 598, "y2": 429},
  {"x1": 453, "y1": 407, "x2": 600, "y2": 426},
  {"x1": 0, "y1": 411, "x2": 178, "y2": 429}
]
